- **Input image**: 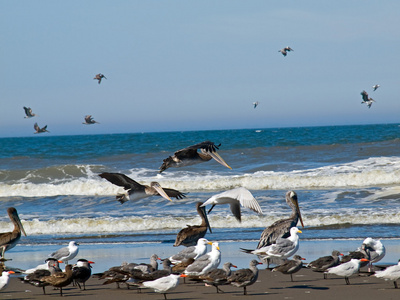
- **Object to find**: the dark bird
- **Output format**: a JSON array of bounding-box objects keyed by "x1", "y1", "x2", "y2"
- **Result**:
[
  {"x1": 307, "y1": 250, "x2": 343, "y2": 278},
  {"x1": 272, "y1": 255, "x2": 305, "y2": 281},
  {"x1": 171, "y1": 258, "x2": 195, "y2": 274},
  {"x1": 253, "y1": 101, "x2": 259, "y2": 109},
  {"x1": 227, "y1": 260, "x2": 262, "y2": 295},
  {"x1": 0, "y1": 207, "x2": 27, "y2": 260},
  {"x1": 93, "y1": 266, "x2": 131, "y2": 288},
  {"x1": 99, "y1": 172, "x2": 186, "y2": 204},
  {"x1": 34, "y1": 123, "x2": 49, "y2": 134},
  {"x1": 360, "y1": 90, "x2": 375, "y2": 108},
  {"x1": 174, "y1": 202, "x2": 212, "y2": 247},
  {"x1": 199, "y1": 262, "x2": 237, "y2": 293},
  {"x1": 39, "y1": 264, "x2": 74, "y2": 296},
  {"x1": 279, "y1": 46, "x2": 294, "y2": 56},
  {"x1": 72, "y1": 259, "x2": 94, "y2": 290},
  {"x1": 128, "y1": 259, "x2": 173, "y2": 285},
  {"x1": 21, "y1": 258, "x2": 61, "y2": 294},
  {"x1": 94, "y1": 73, "x2": 107, "y2": 84},
  {"x1": 372, "y1": 84, "x2": 380, "y2": 91},
  {"x1": 23, "y1": 106, "x2": 36, "y2": 118},
  {"x1": 82, "y1": 115, "x2": 99, "y2": 125},
  {"x1": 159, "y1": 141, "x2": 232, "y2": 173}
]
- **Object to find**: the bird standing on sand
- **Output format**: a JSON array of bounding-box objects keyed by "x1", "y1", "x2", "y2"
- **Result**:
[
  {"x1": 372, "y1": 84, "x2": 380, "y2": 91},
  {"x1": 279, "y1": 46, "x2": 294, "y2": 56},
  {"x1": 360, "y1": 90, "x2": 375, "y2": 108},
  {"x1": 141, "y1": 273, "x2": 187, "y2": 300},
  {"x1": 272, "y1": 255, "x2": 305, "y2": 282},
  {"x1": 227, "y1": 260, "x2": 262, "y2": 295},
  {"x1": 34, "y1": 122, "x2": 49, "y2": 134},
  {"x1": 374, "y1": 259, "x2": 400, "y2": 288},
  {"x1": 39, "y1": 264, "x2": 74, "y2": 296},
  {"x1": 325, "y1": 258, "x2": 369, "y2": 285},
  {"x1": 72, "y1": 259, "x2": 94, "y2": 290},
  {"x1": 49, "y1": 241, "x2": 79, "y2": 265},
  {"x1": 23, "y1": 106, "x2": 36, "y2": 118},
  {"x1": 0, "y1": 271, "x2": 15, "y2": 291},
  {"x1": 94, "y1": 73, "x2": 107, "y2": 84},
  {"x1": 184, "y1": 242, "x2": 221, "y2": 276},
  {"x1": 362, "y1": 237, "x2": 385, "y2": 272},
  {"x1": 170, "y1": 238, "x2": 209, "y2": 264},
  {"x1": 82, "y1": 115, "x2": 99, "y2": 125},
  {"x1": 0, "y1": 207, "x2": 27, "y2": 260},
  {"x1": 199, "y1": 261, "x2": 237, "y2": 293},
  {"x1": 21, "y1": 258, "x2": 61, "y2": 294},
  {"x1": 307, "y1": 250, "x2": 343, "y2": 278}
]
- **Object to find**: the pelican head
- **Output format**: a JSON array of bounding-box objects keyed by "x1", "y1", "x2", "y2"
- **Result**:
[{"x1": 8, "y1": 207, "x2": 27, "y2": 236}]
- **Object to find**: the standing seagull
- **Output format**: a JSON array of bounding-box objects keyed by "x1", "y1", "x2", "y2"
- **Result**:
[
  {"x1": 34, "y1": 123, "x2": 49, "y2": 134},
  {"x1": 184, "y1": 242, "x2": 221, "y2": 276},
  {"x1": 374, "y1": 259, "x2": 400, "y2": 288},
  {"x1": 0, "y1": 271, "x2": 15, "y2": 291},
  {"x1": 272, "y1": 255, "x2": 305, "y2": 282},
  {"x1": 141, "y1": 273, "x2": 187, "y2": 300},
  {"x1": 99, "y1": 172, "x2": 186, "y2": 204},
  {"x1": 372, "y1": 84, "x2": 380, "y2": 91},
  {"x1": 0, "y1": 207, "x2": 27, "y2": 260},
  {"x1": 227, "y1": 260, "x2": 262, "y2": 295},
  {"x1": 170, "y1": 238, "x2": 209, "y2": 264},
  {"x1": 159, "y1": 141, "x2": 232, "y2": 173},
  {"x1": 360, "y1": 90, "x2": 375, "y2": 108},
  {"x1": 23, "y1": 106, "x2": 36, "y2": 118},
  {"x1": 94, "y1": 73, "x2": 107, "y2": 84},
  {"x1": 279, "y1": 46, "x2": 294, "y2": 56},
  {"x1": 360, "y1": 237, "x2": 385, "y2": 272},
  {"x1": 49, "y1": 241, "x2": 79, "y2": 265},
  {"x1": 72, "y1": 259, "x2": 94, "y2": 290},
  {"x1": 307, "y1": 250, "x2": 343, "y2": 278},
  {"x1": 82, "y1": 115, "x2": 99, "y2": 125},
  {"x1": 199, "y1": 262, "x2": 237, "y2": 293},
  {"x1": 174, "y1": 203, "x2": 212, "y2": 247},
  {"x1": 325, "y1": 258, "x2": 369, "y2": 285},
  {"x1": 201, "y1": 187, "x2": 263, "y2": 222}
]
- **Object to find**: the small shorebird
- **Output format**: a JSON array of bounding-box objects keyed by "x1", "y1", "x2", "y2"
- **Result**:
[
  {"x1": 307, "y1": 250, "x2": 343, "y2": 278},
  {"x1": 159, "y1": 141, "x2": 232, "y2": 173},
  {"x1": 82, "y1": 115, "x2": 99, "y2": 125},
  {"x1": 39, "y1": 264, "x2": 74, "y2": 296},
  {"x1": 94, "y1": 73, "x2": 107, "y2": 84},
  {"x1": 184, "y1": 242, "x2": 221, "y2": 276},
  {"x1": 23, "y1": 106, "x2": 36, "y2": 118},
  {"x1": 0, "y1": 207, "x2": 27, "y2": 260},
  {"x1": 372, "y1": 84, "x2": 380, "y2": 91},
  {"x1": 253, "y1": 101, "x2": 259, "y2": 108},
  {"x1": 99, "y1": 172, "x2": 186, "y2": 204},
  {"x1": 34, "y1": 122, "x2": 49, "y2": 134},
  {"x1": 72, "y1": 259, "x2": 94, "y2": 290},
  {"x1": 174, "y1": 204, "x2": 212, "y2": 247},
  {"x1": 227, "y1": 260, "x2": 262, "y2": 295},
  {"x1": 141, "y1": 273, "x2": 187, "y2": 300},
  {"x1": 0, "y1": 271, "x2": 15, "y2": 291},
  {"x1": 272, "y1": 255, "x2": 305, "y2": 282},
  {"x1": 201, "y1": 187, "x2": 263, "y2": 222},
  {"x1": 360, "y1": 90, "x2": 375, "y2": 108},
  {"x1": 49, "y1": 241, "x2": 79, "y2": 265},
  {"x1": 199, "y1": 261, "x2": 237, "y2": 293},
  {"x1": 279, "y1": 46, "x2": 294, "y2": 56},
  {"x1": 170, "y1": 238, "x2": 209, "y2": 264},
  {"x1": 325, "y1": 258, "x2": 369, "y2": 285},
  {"x1": 374, "y1": 259, "x2": 400, "y2": 288}
]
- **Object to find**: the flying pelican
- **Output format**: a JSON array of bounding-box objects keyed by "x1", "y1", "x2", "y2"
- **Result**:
[
  {"x1": 34, "y1": 123, "x2": 49, "y2": 134},
  {"x1": 0, "y1": 271, "x2": 15, "y2": 291},
  {"x1": 82, "y1": 115, "x2": 99, "y2": 125},
  {"x1": 325, "y1": 258, "x2": 369, "y2": 285},
  {"x1": 99, "y1": 172, "x2": 186, "y2": 204},
  {"x1": 374, "y1": 259, "x2": 400, "y2": 288},
  {"x1": 141, "y1": 273, "x2": 187, "y2": 300},
  {"x1": 170, "y1": 238, "x2": 209, "y2": 264},
  {"x1": 23, "y1": 106, "x2": 36, "y2": 118},
  {"x1": 0, "y1": 207, "x2": 27, "y2": 260},
  {"x1": 39, "y1": 264, "x2": 74, "y2": 296},
  {"x1": 94, "y1": 73, "x2": 107, "y2": 84},
  {"x1": 253, "y1": 101, "x2": 259, "y2": 109},
  {"x1": 227, "y1": 260, "x2": 262, "y2": 295},
  {"x1": 49, "y1": 241, "x2": 79, "y2": 265},
  {"x1": 201, "y1": 187, "x2": 263, "y2": 222},
  {"x1": 372, "y1": 84, "x2": 380, "y2": 91},
  {"x1": 360, "y1": 90, "x2": 375, "y2": 108},
  {"x1": 72, "y1": 259, "x2": 94, "y2": 290},
  {"x1": 279, "y1": 46, "x2": 294, "y2": 56},
  {"x1": 174, "y1": 203, "x2": 212, "y2": 247},
  {"x1": 159, "y1": 141, "x2": 232, "y2": 173},
  {"x1": 257, "y1": 191, "x2": 304, "y2": 249},
  {"x1": 184, "y1": 242, "x2": 221, "y2": 276},
  {"x1": 272, "y1": 255, "x2": 305, "y2": 282},
  {"x1": 199, "y1": 262, "x2": 237, "y2": 293},
  {"x1": 307, "y1": 250, "x2": 343, "y2": 278}
]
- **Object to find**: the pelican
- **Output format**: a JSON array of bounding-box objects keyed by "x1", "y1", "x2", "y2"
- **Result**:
[
  {"x1": 201, "y1": 187, "x2": 263, "y2": 222},
  {"x1": 39, "y1": 264, "x2": 74, "y2": 296},
  {"x1": 253, "y1": 101, "x2": 259, "y2": 109},
  {"x1": 372, "y1": 84, "x2": 380, "y2": 91},
  {"x1": 0, "y1": 207, "x2": 27, "y2": 260},
  {"x1": 257, "y1": 191, "x2": 304, "y2": 249},
  {"x1": 199, "y1": 262, "x2": 237, "y2": 293},
  {"x1": 360, "y1": 90, "x2": 375, "y2": 108},
  {"x1": 94, "y1": 73, "x2": 107, "y2": 84},
  {"x1": 174, "y1": 204, "x2": 212, "y2": 247},
  {"x1": 227, "y1": 260, "x2": 262, "y2": 295},
  {"x1": 159, "y1": 141, "x2": 232, "y2": 173},
  {"x1": 141, "y1": 273, "x2": 187, "y2": 300},
  {"x1": 279, "y1": 46, "x2": 294, "y2": 56},
  {"x1": 34, "y1": 123, "x2": 49, "y2": 134},
  {"x1": 272, "y1": 255, "x2": 305, "y2": 282},
  {"x1": 374, "y1": 259, "x2": 400, "y2": 288},
  {"x1": 307, "y1": 250, "x2": 343, "y2": 278},
  {"x1": 72, "y1": 259, "x2": 94, "y2": 290},
  {"x1": 23, "y1": 106, "x2": 36, "y2": 118},
  {"x1": 49, "y1": 241, "x2": 79, "y2": 265},
  {"x1": 184, "y1": 242, "x2": 221, "y2": 276},
  {"x1": 82, "y1": 115, "x2": 99, "y2": 125},
  {"x1": 170, "y1": 238, "x2": 209, "y2": 264},
  {"x1": 0, "y1": 271, "x2": 15, "y2": 291},
  {"x1": 325, "y1": 258, "x2": 369, "y2": 285},
  {"x1": 99, "y1": 172, "x2": 186, "y2": 204}
]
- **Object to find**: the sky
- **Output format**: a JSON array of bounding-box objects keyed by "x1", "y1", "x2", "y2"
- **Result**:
[{"x1": 1, "y1": 1, "x2": 400, "y2": 137}]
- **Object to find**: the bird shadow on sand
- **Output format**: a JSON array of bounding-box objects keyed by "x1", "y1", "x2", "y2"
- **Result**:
[{"x1": 269, "y1": 285, "x2": 330, "y2": 291}]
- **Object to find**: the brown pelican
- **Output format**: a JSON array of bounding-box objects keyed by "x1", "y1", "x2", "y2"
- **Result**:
[
  {"x1": 82, "y1": 115, "x2": 99, "y2": 125},
  {"x1": 99, "y1": 172, "x2": 186, "y2": 204},
  {"x1": 94, "y1": 73, "x2": 107, "y2": 84},
  {"x1": 49, "y1": 241, "x2": 79, "y2": 265},
  {"x1": 0, "y1": 271, "x2": 15, "y2": 291},
  {"x1": 374, "y1": 259, "x2": 400, "y2": 288},
  {"x1": 34, "y1": 123, "x2": 49, "y2": 134},
  {"x1": 227, "y1": 260, "x2": 262, "y2": 295},
  {"x1": 141, "y1": 273, "x2": 187, "y2": 300},
  {"x1": 23, "y1": 106, "x2": 36, "y2": 118},
  {"x1": 253, "y1": 101, "x2": 259, "y2": 109},
  {"x1": 0, "y1": 207, "x2": 27, "y2": 260},
  {"x1": 279, "y1": 46, "x2": 294, "y2": 56},
  {"x1": 199, "y1": 262, "x2": 237, "y2": 293},
  {"x1": 325, "y1": 258, "x2": 369, "y2": 285},
  {"x1": 373, "y1": 84, "x2": 380, "y2": 91},
  {"x1": 159, "y1": 141, "x2": 232, "y2": 173},
  {"x1": 170, "y1": 238, "x2": 209, "y2": 264},
  {"x1": 39, "y1": 264, "x2": 74, "y2": 296},
  {"x1": 72, "y1": 259, "x2": 94, "y2": 290},
  {"x1": 257, "y1": 191, "x2": 304, "y2": 249},
  {"x1": 184, "y1": 242, "x2": 221, "y2": 276},
  {"x1": 307, "y1": 250, "x2": 343, "y2": 278},
  {"x1": 201, "y1": 187, "x2": 263, "y2": 222},
  {"x1": 272, "y1": 255, "x2": 305, "y2": 282},
  {"x1": 361, "y1": 90, "x2": 375, "y2": 108},
  {"x1": 174, "y1": 203, "x2": 212, "y2": 247}
]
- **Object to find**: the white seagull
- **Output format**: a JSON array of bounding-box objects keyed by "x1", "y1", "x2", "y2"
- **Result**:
[
  {"x1": 141, "y1": 273, "x2": 187, "y2": 300},
  {"x1": 325, "y1": 258, "x2": 369, "y2": 285},
  {"x1": 169, "y1": 238, "x2": 209, "y2": 264},
  {"x1": 374, "y1": 259, "x2": 400, "y2": 288},
  {"x1": 201, "y1": 187, "x2": 263, "y2": 222},
  {"x1": 49, "y1": 241, "x2": 79, "y2": 264},
  {"x1": 361, "y1": 237, "x2": 385, "y2": 271},
  {"x1": 184, "y1": 242, "x2": 221, "y2": 276}
]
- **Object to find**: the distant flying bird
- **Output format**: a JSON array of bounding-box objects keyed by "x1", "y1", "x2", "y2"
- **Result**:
[
  {"x1": 34, "y1": 123, "x2": 49, "y2": 134},
  {"x1": 94, "y1": 73, "x2": 107, "y2": 84},
  {"x1": 253, "y1": 101, "x2": 259, "y2": 109},
  {"x1": 360, "y1": 90, "x2": 375, "y2": 108},
  {"x1": 82, "y1": 115, "x2": 99, "y2": 125},
  {"x1": 0, "y1": 207, "x2": 27, "y2": 260},
  {"x1": 279, "y1": 46, "x2": 294, "y2": 56},
  {"x1": 23, "y1": 106, "x2": 36, "y2": 118},
  {"x1": 159, "y1": 141, "x2": 232, "y2": 173},
  {"x1": 372, "y1": 84, "x2": 380, "y2": 91}
]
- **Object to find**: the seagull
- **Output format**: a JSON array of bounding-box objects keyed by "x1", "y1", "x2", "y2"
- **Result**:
[
  {"x1": 257, "y1": 191, "x2": 304, "y2": 249},
  {"x1": 23, "y1": 106, "x2": 36, "y2": 118},
  {"x1": 272, "y1": 255, "x2": 305, "y2": 282},
  {"x1": 82, "y1": 115, "x2": 99, "y2": 125},
  {"x1": 307, "y1": 250, "x2": 343, "y2": 278},
  {"x1": 372, "y1": 84, "x2": 380, "y2": 91},
  {"x1": 360, "y1": 237, "x2": 385, "y2": 272},
  {"x1": 39, "y1": 264, "x2": 74, "y2": 296},
  {"x1": 72, "y1": 259, "x2": 94, "y2": 290},
  {"x1": 0, "y1": 271, "x2": 15, "y2": 291},
  {"x1": 99, "y1": 172, "x2": 186, "y2": 204},
  {"x1": 325, "y1": 258, "x2": 369, "y2": 285},
  {"x1": 374, "y1": 259, "x2": 400, "y2": 288},
  {"x1": 34, "y1": 123, "x2": 49, "y2": 134},
  {"x1": 201, "y1": 187, "x2": 263, "y2": 222},
  {"x1": 174, "y1": 202, "x2": 212, "y2": 247},
  {"x1": 0, "y1": 207, "x2": 27, "y2": 260},
  {"x1": 199, "y1": 262, "x2": 237, "y2": 293},
  {"x1": 227, "y1": 260, "x2": 262, "y2": 295},
  {"x1": 21, "y1": 258, "x2": 61, "y2": 294},
  {"x1": 170, "y1": 238, "x2": 209, "y2": 264},
  {"x1": 360, "y1": 90, "x2": 376, "y2": 108},
  {"x1": 279, "y1": 46, "x2": 294, "y2": 56},
  {"x1": 159, "y1": 141, "x2": 232, "y2": 173},
  {"x1": 184, "y1": 242, "x2": 221, "y2": 276},
  {"x1": 94, "y1": 73, "x2": 107, "y2": 84},
  {"x1": 141, "y1": 273, "x2": 187, "y2": 300},
  {"x1": 133, "y1": 254, "x2": 160, "y2": 273},
  {"x1": 49, "y1": 241, "x2": 79, "y2": 265},
  {"x1": 253, "y1": 101, "x2": 259, "y2": 109},
  {"x1": 127, "y1": 259, "x2": 173, "y2": 287}
]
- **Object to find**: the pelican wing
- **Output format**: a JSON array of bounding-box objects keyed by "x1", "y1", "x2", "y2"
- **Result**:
[
  {"x1": 162, "y1": 188, "x2": 187, "y2": 199},
  {"x1": 34, "y1": 123, "x2": 40, "y2": 131},
  {"x1": 99, "y1": 172, "x2": 143, "y2": 190},
  {"x1": 257, "y1": 218, "x2": 294, "y2": 249},
  {"x1": 361, "y1": 90, "x2": 369, "y2": 102}
]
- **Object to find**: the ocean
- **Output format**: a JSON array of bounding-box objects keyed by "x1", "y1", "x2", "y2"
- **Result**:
[{"x1": 1, "y1": 123, "x2": 400, "y2": 270}]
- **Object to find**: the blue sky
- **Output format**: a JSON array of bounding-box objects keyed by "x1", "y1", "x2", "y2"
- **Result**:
[{"x1": 1, "y1": 1, "x2": 399, "y2": 137}]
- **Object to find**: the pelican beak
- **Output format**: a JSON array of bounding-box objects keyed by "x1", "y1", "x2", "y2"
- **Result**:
[
  {"x1": 152, "y1": 182, "x2": 172, "y2": 202},
  {"x1": 292, "y1": 195, "x2": 304, "y2": 228},
  {"x1": 208, "y1": 151, "x2": 232, "y2": 170},
  {"x1": 13, "y1": 212, "x2": 27, "y2": 237},
  {"x1": 199, "y1": 205, "x2": 212, "y2": 234}
]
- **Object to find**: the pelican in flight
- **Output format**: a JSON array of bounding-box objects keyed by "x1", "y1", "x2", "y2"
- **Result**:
[
  {"x1": 360, "y1": 90, "x2": 375, "y2": 108},
  {"x1": 159, "y1": 141, "x2": 232, "y2": 173},
  {"x1": 23, "y1": 106, "x2": 36, "y2": 118},
  {"x1": 34, "y1": 123, "x2": 49, "y2": 134},
  {"x1": 201, "y1": 187, "x2": 263, "y2": 222},
  {"x1": 372, "y1": 84, "x2": 380, "y2": 91},
  {"x1": 279, "y1": 46, "x2": 294, "y2": 56},
  {"x1": 82, "y1": 115, "x2": 99, "y2": 125},
  {"x1": 253, "y1": 101, "x2": 259, "y2": 109},
  {"x1": 257, "y1": 191, "x2": 304, "y2": 249},
  {"x1": 99, "y1": 172, "x2": 186, "y2": 204},
  {"x1": 174, "y1": 202, "x2": 212, "y2": 247},
  {"x1": 0, "y1": 207, "x2": 27, "y2": 260},
  {"x1": 93, "y1": 73, "x2": 107, "y2": 84}
]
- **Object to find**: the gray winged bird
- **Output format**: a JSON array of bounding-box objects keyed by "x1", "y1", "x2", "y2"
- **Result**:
[
  {"x1": 34, "y1": 123, "x2": 49, "y2": 134},
  {"x1": 279, "y1": 46, "x2": 294, "y2": 56},
  {"x1": 159, "y1": 141, "x2": 231, "y2": 173},
  {"x1": 227, "y1": 260, "x2": 262, "y2": 295},
  {"x1": 361, "y1": 90, "x2": 375, "y2": 108},
  {"x1": 0, "y1": 207, "x2": 27, "y2": 260},
  {"x1": 23, "y1": 107, "x2": 36, "y2": 118},
  {"x1": 272, "y1": 255, "x2": 305, "y2": 281},
  {"x1": 94, "y1": 73, "x2": 107, "y2": 84},
  {"x1": 99, "y1": 172, "x2": 186, "y2": 204}
]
